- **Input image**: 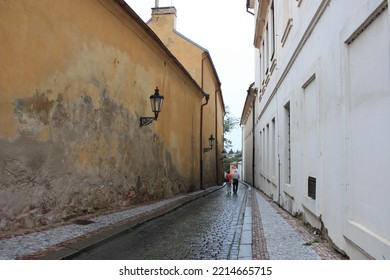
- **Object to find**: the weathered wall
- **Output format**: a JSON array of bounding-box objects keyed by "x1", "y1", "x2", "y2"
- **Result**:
[{"x1": 0, "y1": 0, "x2": 203, "y2": 233}]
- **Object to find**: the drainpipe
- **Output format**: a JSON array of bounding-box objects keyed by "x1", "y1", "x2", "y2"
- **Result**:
[
  {"x1": 247, "y1": 83, "x2": 256, "y2": 188},
  {"x1": 215, "y1": 83, "x2": 221, "y2": 184},
  {"x1": 200, "y1": 94, "x2": 209, "y2": 190},
  {"x1": 252, "y1": 89, "x2": 256, "y2": 188},
  {"x1": 200, "y1": 53, "x2": 209, "y2": 190}
]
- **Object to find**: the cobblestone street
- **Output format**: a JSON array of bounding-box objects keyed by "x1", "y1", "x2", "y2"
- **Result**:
[{"x1": 73, "y1": 185, "x2": 248, "y2": 260}]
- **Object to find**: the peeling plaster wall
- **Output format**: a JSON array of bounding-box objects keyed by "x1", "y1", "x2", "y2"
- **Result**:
[{"x1": 0, "y1": 0, "x2": 202, "y2": 233}]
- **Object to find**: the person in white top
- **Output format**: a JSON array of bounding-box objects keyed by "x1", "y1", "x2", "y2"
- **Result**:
[{"x1": 232, "y1": 170, "x2": 240, "y2": 194}]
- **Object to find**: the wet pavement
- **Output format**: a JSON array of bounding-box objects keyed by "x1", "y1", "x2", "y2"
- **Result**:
[
  {"x1": 0, "y1": 183, "x2": 347, "y2": 260},
  {"x1": 73, "y1": 185, "x2": 247, "y2": 259}
]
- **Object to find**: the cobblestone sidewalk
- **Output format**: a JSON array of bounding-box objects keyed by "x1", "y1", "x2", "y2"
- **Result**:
[{"x1": 249, "y1": 186, "x2": 347, "y2": 260}]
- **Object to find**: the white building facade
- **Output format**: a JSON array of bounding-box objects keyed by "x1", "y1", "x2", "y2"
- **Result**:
[{"x1": 241, "y1": 0, "x2": 389, "y2": 259}]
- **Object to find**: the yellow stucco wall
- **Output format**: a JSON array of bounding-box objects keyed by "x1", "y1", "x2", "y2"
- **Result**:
[
  {"x1": 148, "y1": 7, "x2": 225, "y2": 186},
  {"x1": 0, "y1": 0, "x2": 204, "y2": 232}
]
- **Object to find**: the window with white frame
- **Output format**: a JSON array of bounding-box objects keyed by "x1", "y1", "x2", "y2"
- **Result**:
[
  {"x1": 269, "y1": 1, "x2": 276, "y2": 60},
  {"x1": 271, "y1": 118, "x2": 276, "y2": 177},
  {"x1": 284, "y1": 102, "x2": 291, "y2": 184}
]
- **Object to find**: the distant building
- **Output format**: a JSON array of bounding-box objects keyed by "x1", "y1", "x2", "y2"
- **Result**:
[
  {"x1": 230, "y1": 161, "x2": 238, "y2": 175},
  {"x1": 241, "y1": 0, "x2": 389, "y2": 259},
  {"x1": 148, "y1": 5, "x2": 225, "y2": 186}
]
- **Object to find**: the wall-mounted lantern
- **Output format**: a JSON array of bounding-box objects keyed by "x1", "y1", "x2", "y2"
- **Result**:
[
  {"x1": 140, "y1": 87, "x2": 164, "y2": 127},
  {"x1": 203, "y1": 134, "x2": 215, "y2": 153}
]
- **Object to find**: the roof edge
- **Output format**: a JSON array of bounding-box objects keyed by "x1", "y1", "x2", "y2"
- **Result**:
[{"x1": 113, "y1": 0, "x2": 208, "y2": 98}]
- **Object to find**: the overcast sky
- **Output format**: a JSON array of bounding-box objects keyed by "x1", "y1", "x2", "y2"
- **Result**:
[{"x1": 125, "y1": 0, "x2": 255, "y2": 151}]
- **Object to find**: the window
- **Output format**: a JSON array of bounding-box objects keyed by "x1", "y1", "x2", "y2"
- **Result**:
[
  {"x1": 308, "y1": 176, "x2": 316, "y2": 199},
  {"x1": 271, "y1": 118, "x2": 276, "y2": 177},
  {"x1": 284, "y1": 102, "x2": 291, "y2": 184},
  {"x1": 266, "y1": 124, "x2": 270, "y2": 175},
  {"x1": 259, "y1": 130, "x2": 263, "y2": 172},
  {"x1": 265, "y1": 25, "x2": 269, "y2": 74},
  {"x1": 270, "y1": 1, "x2": 276, "y2": 60},
  {"x1": 281, "y1": 1, "x2": 293, "y2": 47},
  {"x1": 259, "y1": 53, "x2": 263, "y2": 86},
  {"x1": 262, "y1": 41, "x2": 266, "y2": 83},
  {"x1": 262, "y1": 128, "x2": 266, "y2": 173}
]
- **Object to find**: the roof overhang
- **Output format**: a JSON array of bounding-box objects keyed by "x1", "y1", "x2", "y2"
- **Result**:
[
  {"x1": 253, "y1": 0, "x2": 270, "y2": 48},
  {"x1": 240, "y1": 83, "x2": 257, "y2": 126}
]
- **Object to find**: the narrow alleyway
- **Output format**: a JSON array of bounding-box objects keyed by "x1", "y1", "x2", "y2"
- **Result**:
[
  {"x1": 71, "y1": 184, "x2": 341, "y2": 260},
  {"x1": 0, "y1": 183, "x2": 346, "y2": 260}
]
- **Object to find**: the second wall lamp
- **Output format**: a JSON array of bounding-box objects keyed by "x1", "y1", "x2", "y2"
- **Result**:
[
  {"x1": 203, "y1": 134, "x2": 215, "y2": 153},
  {"x1": 140, "y1": 87, "x2": 164, "y2": 127}
]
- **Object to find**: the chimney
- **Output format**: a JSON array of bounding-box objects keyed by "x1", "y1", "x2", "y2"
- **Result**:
[{"x1": 151, "y1": 6, "x2": 177, "y2": 30}]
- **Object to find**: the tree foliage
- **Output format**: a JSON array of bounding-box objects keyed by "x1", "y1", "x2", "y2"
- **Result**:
[
  {"x1": 223, "y1": 107, "x2": 241, "y2": 173},
  {"x1": 223, "y1": 155, "x2": 241, "y2": 173},
  {"x1": 224, "y1": 106, "x2": 239, "y2": 134},
  {"x1": 223, "y1": 106, "x2": 239, "y2": 150}
]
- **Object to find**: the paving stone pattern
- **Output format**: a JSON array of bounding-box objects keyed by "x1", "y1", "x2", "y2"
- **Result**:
[{"x1": 73, "y1": 187, "x2": 248, "y2": 260}]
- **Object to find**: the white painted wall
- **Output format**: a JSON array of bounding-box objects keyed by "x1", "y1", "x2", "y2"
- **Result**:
[{"x1": 242, "y1": 0, "x2": 390, "y2": 259}]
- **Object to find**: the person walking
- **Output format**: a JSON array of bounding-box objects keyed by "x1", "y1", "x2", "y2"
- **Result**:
[
  {"x1": 232, "y1": 170, "x2": 240, "y2": 194},
  {"x1": 225, "y1": 171, "x2": 232, "y2": 194}
]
